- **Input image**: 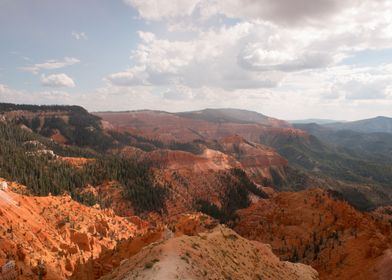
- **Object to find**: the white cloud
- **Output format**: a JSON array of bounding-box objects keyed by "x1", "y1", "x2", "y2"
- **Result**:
[
  {"x1": 20, "y1": 57, "x2": 80, "y2": 74},
  {"x1": 106, "y1": 66, "x2": 150, "y2": 86},
  {"x1": 112, "y1": 0, "x2": 392, "y2": 105},
  {"x1": 108, "y1": 23, "x2": 289, "y2": 90},
  {"x1": 40, "y1": 73, "x2": 76, "y2": 88},
  {"x1": 71, "y1": 31, "x2": 88, "y2": 40}
]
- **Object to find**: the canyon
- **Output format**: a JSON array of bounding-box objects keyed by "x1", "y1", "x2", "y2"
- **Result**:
[{"x1": 0, "y1": 104, "x2": 391, "y2": 279}]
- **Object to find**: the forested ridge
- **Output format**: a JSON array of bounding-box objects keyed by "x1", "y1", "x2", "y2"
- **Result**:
[
  {"x1": 0, "y1": 103, "x2": 224, "y2": 155},
  {"x1": 0, "y1": 122, "x2": 167, "y2": 214},
  {"x1": 0, "y1": 103, "x2": 88, "y2": 113}
]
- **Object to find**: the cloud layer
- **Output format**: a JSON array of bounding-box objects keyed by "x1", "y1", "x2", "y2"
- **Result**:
[
  {"x1": 113, "y1": 0, "x2": 392, "y2": 119},
  {"x1": 2, "y1": 0, "x2": 392, "y2": 120}
]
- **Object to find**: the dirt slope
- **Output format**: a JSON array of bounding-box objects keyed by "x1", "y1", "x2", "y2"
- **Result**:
[{"x1": 101, "y1": 225, "x2": 319, "y2": 280}]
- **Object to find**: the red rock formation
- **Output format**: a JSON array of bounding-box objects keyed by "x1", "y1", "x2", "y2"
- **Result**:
[
  {"x1": 0, "y1": 180, "x2": 150, "y2": 279},
  {"x1": 219, "y1": 135, "x2": 288, "y2": 182},
  {"x1": 235, "y1": 189, "x2": 392, "y2": 280}
]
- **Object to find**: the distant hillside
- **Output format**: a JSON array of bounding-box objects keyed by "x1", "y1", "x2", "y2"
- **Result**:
[
  {"x1": 259, "y1": 126, "x2": 392, "y2": 210},
  {"x1": 95, "y1": 109, "x2": 303, "y2": 145},
  {"x1": 289, "y1": 119, "x2": 344, "y2": 125},
  {"x1": 326, "y1": 116, "x2": 392, "y2": 133},
  {"x1": 295, "y1": 123, "x2": 392, "y2": 164},
  {"x1": 0, "y1": 102, "x2": 115, "y2": 151},
  {"x1": 96, "y1": 108, "x2": 392, "y2": 210},
  {"x1": 178, "y1": 108, "x2": 291, "y2": 127},
  {"x1": 3, "y1": 103, "x2": 392, "y2": 211}
]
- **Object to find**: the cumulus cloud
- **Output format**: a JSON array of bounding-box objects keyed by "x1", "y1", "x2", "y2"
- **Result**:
[
  {"x1": 40, "y1": 73, "x2": 76, "y2": 88},
  {"x1": 106, "y1": 21, "x2": 347, "y2": 91},
  {"x1": 106, "y1": 66, "x2": 150, "y2": 86},
  {"x1": 108, "y1": 23, "x2": 289, "y2": 90},
  {"x1": 20, "y1": 57, "x2": 80, "y2": 74},
  {"x1": 71, "y1": 31, "x2": 88, "y2": 40},
  {"x1": 113, "y1": 0, "x2": 392, "y2": 100}
]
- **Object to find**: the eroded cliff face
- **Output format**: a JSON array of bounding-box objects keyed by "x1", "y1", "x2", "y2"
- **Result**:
[
  {"x1": 219, "y1": 135, "x2": 288, "y2": 182},
  {"x1": 235, "y1": 188, "x2": 392, "y2": 280},
  {"x1": 0, "y1": 179, "x2": 153, "y2": 279},
  {"x1": 100, "y1": 225, "x2": 319, "y2": 280}
]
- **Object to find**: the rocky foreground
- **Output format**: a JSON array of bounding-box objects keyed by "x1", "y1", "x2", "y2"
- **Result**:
[
  {"x1": 101, "y1": 225, "x2": 318, "y2": 280},
  {"x1": 0, "y1": 179, "x2": 318, "y2": 280},
  {"x1": 0, "y1": 179, "x2": 155, "y2": 279}
]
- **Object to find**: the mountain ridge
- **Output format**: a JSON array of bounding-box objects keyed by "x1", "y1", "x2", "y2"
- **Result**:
[{"x1": 325, "y1": 116, "x2": 392, "y2": 134}]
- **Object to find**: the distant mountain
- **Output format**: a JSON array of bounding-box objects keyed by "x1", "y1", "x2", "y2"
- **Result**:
[
  {"x1": 326, "y1": 116, "x2": 392, "y2": 133},
  {"x1": 178, "y1": 108, "x2": 291, "y2": 127},
  {"x1": 295, "y1": 122, "x2": 392, "y2": 163},
  {"x1": 261, "y1": 127, "x2": 392, "y2": 210},
  {"x1": 2, "y1": 103, "x2": 392, "y2": 210},
  {"x1": 289, "y1": 118, "x2": 345, "y2": 125},
  {"x1": 97, "y1": 109, "x2": 392, "y2": 210},
  {"x1": 95, "y1": 109, "x2": 302, "y2": 145}
]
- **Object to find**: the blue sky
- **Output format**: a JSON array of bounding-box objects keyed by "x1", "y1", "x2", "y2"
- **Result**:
[
  {"x1": 1, "y1": 0, "x2": 392, "y2": 120},
  {"x1": 0, "y1": 0, "x2": 145, "y2": 92}
]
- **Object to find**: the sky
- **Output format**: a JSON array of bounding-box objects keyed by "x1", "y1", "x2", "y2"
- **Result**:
[{"x1": 0, "y1": 0, "x2": 392, "y2": 120}]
